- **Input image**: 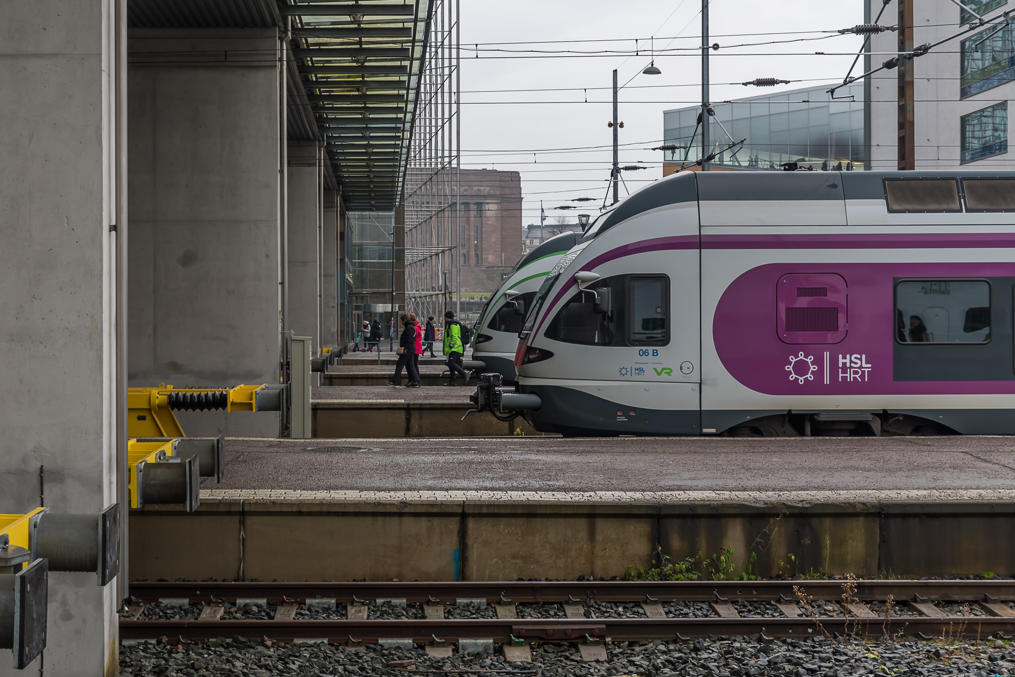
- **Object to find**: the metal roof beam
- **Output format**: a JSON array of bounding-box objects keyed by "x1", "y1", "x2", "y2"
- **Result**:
[
  {"x1": 293, "y1": 47, "x2": 411, "y2": 58},
  {"x1": 300, "y1": 65, "x2": 408, "y2": 75},
  {"x1": 313, "y1": 106, "x2": 406, "y2": 115},
  {"x1": 292, "y1": 27, "x2": 412, "y2": 39},
  {"x1": 282, "y1": 4, "x2": 416, "y2": 17},
  {"x1": 305, "y1": 81, "x2": 407, "y2": 92},
  {"x1": 310, "y1": 94, "x2": 406, "y2": 104}
]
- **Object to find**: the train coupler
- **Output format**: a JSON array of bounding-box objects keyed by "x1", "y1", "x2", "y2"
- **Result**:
[{"x1": 465, "y1": 373, "x2": 542, "y2": 422}]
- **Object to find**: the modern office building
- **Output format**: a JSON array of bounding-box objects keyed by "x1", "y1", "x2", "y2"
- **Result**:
[
  {"x1": 662, "y1": 82, "x2": 865, "y2": 173},
  {"x1": 867, "y1": 0, "x2": 1013, "y2": 168}
]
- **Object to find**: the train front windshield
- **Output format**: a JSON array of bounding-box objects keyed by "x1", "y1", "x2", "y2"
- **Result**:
[{"x1": 519, "y1": 273, "x2": 559, "y2": 339}]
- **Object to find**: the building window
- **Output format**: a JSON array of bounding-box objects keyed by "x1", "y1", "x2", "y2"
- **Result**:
[
  {"x1": 545, "y1": 275, "x2": 668, "y2": 346},
  {"x1": 961, "y1": 0, "x2": 1005, "y2": 25},
  {"x1": 961, "y1": 23, "x2": 1015, "y2": 98},
  {"x1": 961, "y1": 102, "x2": 1007, "y2": 164},
  {"x1": 895, "y1": 280, "x2": 990, "y2": 344}
]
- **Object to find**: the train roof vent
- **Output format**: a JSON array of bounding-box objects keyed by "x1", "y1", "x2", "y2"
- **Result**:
[
  {"x1": 884, "y1": 179, "x2": 961, "y2": 213},
  {"x1": 963, "y1": 178, "x2": 1015, "y2": 212}
]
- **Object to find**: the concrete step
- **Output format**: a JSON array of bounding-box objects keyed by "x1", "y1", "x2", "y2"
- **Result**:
[{"x1": 311, "y1": 385, "x2": 538, "y2": 437}]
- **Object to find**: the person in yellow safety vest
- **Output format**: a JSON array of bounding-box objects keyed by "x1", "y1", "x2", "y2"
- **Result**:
[{"x1": 442, "y1": 310, "x2": 470, "y2": 386}]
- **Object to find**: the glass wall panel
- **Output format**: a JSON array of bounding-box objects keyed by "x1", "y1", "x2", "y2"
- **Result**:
[
  {"x1": 961, "y1": 22, "x2": 1015, "y2": 98},
  {"x1": 961, "y1": 102, "x2": 1008, "y2": 164}
]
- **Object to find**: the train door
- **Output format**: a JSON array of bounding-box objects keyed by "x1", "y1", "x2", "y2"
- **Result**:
[{"x1": 658, "y1": 241, "x2": 702, "y2": 434}]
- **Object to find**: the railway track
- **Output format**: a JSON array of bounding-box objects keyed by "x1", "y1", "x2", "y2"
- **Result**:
[{"x1": 120, "y1": 580, "x2": 1015, "y2": 644}]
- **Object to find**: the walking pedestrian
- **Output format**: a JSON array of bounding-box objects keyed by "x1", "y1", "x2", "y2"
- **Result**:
[
  {"x1": 423, "y1": 316, "x2": 437, "y2": 357},
  {"x1": 408, "y1": 312, "x2": 423, "y2": 387},
  {"x1": 443, "y1": 310, "x2": 469, "y2": 386},
  {"x1": 388, "y1": 313, "x2": 420, "y2": 386},
  {"x1": 369, "y1": 318, "x2": 382, "y2": 352}
]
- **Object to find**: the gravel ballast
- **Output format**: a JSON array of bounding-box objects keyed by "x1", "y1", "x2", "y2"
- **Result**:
[{"x1": 120, "y1": 636, "x2": 1015, "y2": 676}]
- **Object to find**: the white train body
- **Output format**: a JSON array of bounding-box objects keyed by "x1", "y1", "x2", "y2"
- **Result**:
[
  {"x1": 472, "y1": 232, "x2": 577, "y2": 382},
  {"x1": 508, "y1": 170, "x2": 1015, "y2": 436}
]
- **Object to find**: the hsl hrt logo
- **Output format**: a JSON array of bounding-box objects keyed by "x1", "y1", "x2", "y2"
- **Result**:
[{"x1": 785, "y1": 352, "x2": 817, "y2": 384}]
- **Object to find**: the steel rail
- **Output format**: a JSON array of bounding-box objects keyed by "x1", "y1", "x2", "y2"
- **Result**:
[
  {"x1": 128, "y1": 579, "x2": 1015, "y2": 603},
  {"x1": 119, "y1": 616, "x2": 1015, "y2": 642}
]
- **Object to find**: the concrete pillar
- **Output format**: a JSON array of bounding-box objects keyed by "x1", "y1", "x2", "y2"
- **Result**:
[
  {"x1": 0, "y1": 1, "x2": 126, "y2": 674},
  {"x1": 128, "y1": 29, "x2": 284, "y2": 437},
  {"x1": 287, "y1": 142, "x2": 323, "y2": 358},
  {"x1": 322, "y1": 191, "x2": 339, "y2": 349}
]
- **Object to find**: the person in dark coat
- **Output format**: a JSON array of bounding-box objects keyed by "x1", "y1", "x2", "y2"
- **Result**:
[
  {"x1": 388, "y1": 313, "x2": 421, "y2": 386},
  {"x1": 369, "y1": 318, "x2": 382, "y2": 352},
  {"x1": 423, "y1": 316, "x2": 436, "y2": 357}
]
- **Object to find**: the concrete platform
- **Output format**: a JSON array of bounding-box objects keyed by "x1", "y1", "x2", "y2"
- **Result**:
[
  {"x1": 311, "y1": 385, "x2": 536, "y2": 437},
  {"x1": 130, "y1": 437, "x2": 1015, "y2": 581},
  {"x1": 323, "y1": 364, "x2": 451, "y2": 386}
]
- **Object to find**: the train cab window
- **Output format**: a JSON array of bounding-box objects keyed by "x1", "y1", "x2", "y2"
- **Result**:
[
  {"x1": 895, "y1": 280, "x2": 990, "y2": 344},
  {"x1": 885, "y1": 179, "x2": 961, "y2": 212},
  {"x1": 963, "y1": 178, "x2": 1015, "y2": 211},
  {"x1": 487, "y1": 292, "x2": 536, "y2": 334},
  {"x1": 545, "y1": 275, "x2": 668, "y2": 346},
  {"x1": 777, "y1": 274, "x2": 847, "y2": 344}
]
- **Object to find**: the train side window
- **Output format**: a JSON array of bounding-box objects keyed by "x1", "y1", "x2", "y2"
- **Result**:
[
  {"x1": 487, "y1": 292, "x2": 536, "y2": 334},
  {"x1": 884, "y1": 179, "x2": 961, "y2": 212},
  {"x1": 627, "y1": 276, "x2": 669, "y2": 345},
  {"x1": 895, "y1": 280, "x2": 990, "y2": 344},
  {"x1": 963, "y1": 178, "x2": 1015, "y2": 211},
  {"x1": 545, "y1": 275, "x2": 668, "y2": 347}
]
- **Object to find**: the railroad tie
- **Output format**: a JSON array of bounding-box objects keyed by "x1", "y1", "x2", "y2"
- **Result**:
[
  {"x1": 563, "y1": 603, "x2": 586, "y2": 619},
  {"x1": 641, "y1": 602, "x2": 666, "y2": 618},
  {"x1": 494, "y1": 603, "x2": 517, "y2": 619},
  {"x1": 346, "y1": 604, "x2": 368, "y2": 620},
  {"x1": 908, "y1": 601, "x2": 946, "y2": 618},
  {"x1": 423, "y1": 604, "x2": 444, "y2": 620},
  {"x1": 844, "y1": 602, "x2": 877, "y2": 619},
  {"x1": 197, "y1": 604, "x2": 224, "y2": 621},
  {"x1": 711, "y1": 601, "x2": 740, "y2": 618},
  {"x1": 981, "y1": 602, "x2": 1015, "y2": 617},
  {"x1": 274, "y1": 604, "x2": 298, "y2": 621}
]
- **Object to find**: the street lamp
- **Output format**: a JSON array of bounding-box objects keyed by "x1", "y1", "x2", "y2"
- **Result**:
[
  {"x1": 642, "y1": 36, "x2": 662, "y2": 75},
  {"x1": 577, "y1": 213, "x2": 591, "y2": 228}
]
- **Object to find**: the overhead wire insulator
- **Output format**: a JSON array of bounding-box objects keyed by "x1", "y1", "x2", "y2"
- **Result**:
[
  {"x1": 742, "y1": 78, "x2": 791, "y2": 87},
  {"x1": 839, "y1": 24, "x2": 894, "y2": 35}
]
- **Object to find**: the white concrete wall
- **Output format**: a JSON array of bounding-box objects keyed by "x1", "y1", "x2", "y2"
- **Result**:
[
  {"x1": 287, "y1": 143, "x2": 323, "y2": 355},
  {"x1": 128, "y1": 29, "x2": 283, "y2": 436},
  {"x1": 323, "y1": 191, "x2": 339, "y2": 348},
  {"x1": 0, "y1": 1, "x2": 124, "y2": 674},
  {"x1": 869, "y1": 0, "x2": 1015, "y2": 168}
]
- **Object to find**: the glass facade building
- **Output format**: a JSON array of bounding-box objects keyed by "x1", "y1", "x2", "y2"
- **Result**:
[
  {"x1": 662, "y1": 82, "x2": 864, "y2": 172},
  {"x1": 961, "y1": 101, "x2": 1009, "y2": 163},
  {"x1": 961, "y1": 21, "x2": 1015, "y2": 98}
]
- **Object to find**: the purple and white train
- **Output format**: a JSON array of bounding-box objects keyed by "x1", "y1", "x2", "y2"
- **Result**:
[{"x1": 468, "y1": 170, "x2": 1015, "y2": 436}]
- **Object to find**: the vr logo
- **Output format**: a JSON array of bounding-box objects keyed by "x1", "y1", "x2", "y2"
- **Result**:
[{"x1": 653, "y1": 367, "x2": 673, "y2": 376}]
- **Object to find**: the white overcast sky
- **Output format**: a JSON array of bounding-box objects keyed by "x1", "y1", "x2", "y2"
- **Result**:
[{"x1": 458, "y1": 0, "x2": 865, "y2": 224}]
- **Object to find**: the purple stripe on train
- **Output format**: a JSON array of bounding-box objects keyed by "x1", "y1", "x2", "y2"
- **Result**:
[{"x1": 714, "y1": 262, "x2": 1015, "y2": 396}]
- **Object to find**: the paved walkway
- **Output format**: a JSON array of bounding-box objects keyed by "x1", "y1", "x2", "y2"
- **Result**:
[{"x1": 208, "y1": 436, "x2": 1015, "y2": 497}]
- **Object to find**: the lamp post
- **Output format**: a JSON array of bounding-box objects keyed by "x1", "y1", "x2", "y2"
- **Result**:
[{"x1": 608, "y1": 48, "x2": 661, "y2": 206}]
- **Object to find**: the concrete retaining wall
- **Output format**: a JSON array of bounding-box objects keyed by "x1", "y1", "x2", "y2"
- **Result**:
[
  {"x1": 312, "y1": 402, "x2": 540, "y2": 437},
  {"x1": 130, "y1": 499, "x2": 1015, "y2": 581}
]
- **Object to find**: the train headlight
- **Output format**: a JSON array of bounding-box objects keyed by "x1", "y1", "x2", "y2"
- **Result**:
[{"x1": 520, "y1": 346, "x2": 554, "y2": 365}]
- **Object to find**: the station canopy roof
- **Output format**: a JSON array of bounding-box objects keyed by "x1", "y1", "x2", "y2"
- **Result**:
[{"x1": 128, "y1": 0, "x2": 429, "y2": 211}]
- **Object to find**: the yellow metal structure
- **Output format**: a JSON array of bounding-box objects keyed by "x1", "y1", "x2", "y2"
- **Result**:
[
  {"x1": 126, "y1": 438, "x2": 178, "y2": 509},
  {"x1": 127, "y1": 384, "x2": 274, "y2": 438},
  {"x1": 0, "y1": 508, "x2": 46, "y2": 570}
]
